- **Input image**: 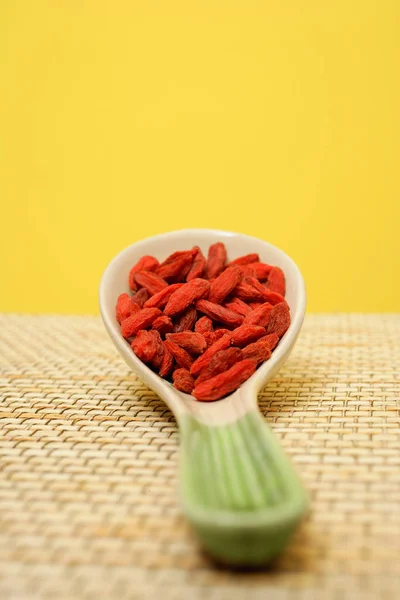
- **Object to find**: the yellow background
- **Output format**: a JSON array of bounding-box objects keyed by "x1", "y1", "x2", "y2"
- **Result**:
[{"x1": 1, "y1": 1, "x2": 399, "y2": 314}]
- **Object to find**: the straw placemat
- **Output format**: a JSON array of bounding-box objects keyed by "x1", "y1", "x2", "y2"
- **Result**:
[{"x1": 0, "y1": 314, "x2": 399, "y2": 600}]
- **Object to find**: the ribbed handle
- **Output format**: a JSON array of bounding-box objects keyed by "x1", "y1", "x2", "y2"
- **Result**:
[{"x1": 178, "y1": 408, "x2": 309, "y2": 565}]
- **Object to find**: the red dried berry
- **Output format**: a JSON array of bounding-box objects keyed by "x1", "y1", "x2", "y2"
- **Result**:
[
  {"x1": 166, "y1": 332, "x2": 207, "y2": 355},
  {"x1": 131, "y1": 288, "x2": 149, "y2": 308},
  {"x1": 213, "y1": 328, "x2": 231, "y2": 338},
  {"x1": 245, "y1": 262, "x2": 273, "y2": 281},
  {"x1": 159, "y1": 342, "x2": 174, "y2": 377},
  {"x1": 265, "y1": 302, "x2": 290, "y2": 338},
  {"x1": 259, "y1": 290, "x2": 286, "y2": 306},
  {"x1": 224, "y1": 298, "x2": 253, "y2": 317},
  {"x1": 151, "y1": 331, "x2": 164, "y2": 368},
  {"x1": 193, "y1": 359, "x2": 257, "y2": 401},
  {"x1": 208, "y1": 266, "x2": 243, "y2": 304},
  {"x1": 248, "y1": 302, "x2": 264, "y2": 310},
  {"x1": 156, "y1": 250, "x2": 195, "y2": 281},
  {"x1": 196, "y1": 347, "x2": 243, "y2": 385},
  {"x1": 230, "y1": 325, "x2": 266, "y2": 348},
  {"x1": 194, "y1": 316, "x2": 214, "y2": 334},
  {"x1": 164, "y1": 339, "x2": 193, "y2": 370},
  {"x1": 172, "y1": 368, "x2": 196, "y2": 394},
  {"x1": 241, "y1": 265, "x2": 257, "y2": 279},
  {"x1": 201, "y1": 329, "x2": 229, "y2": 346},
  {"x1": 152, "y1": 315, "x2": 174, "y2": 336},
  {"x1": 203, "y1": 331, "x2": 217, "y2": 347},
  {"x1": 242, "y1": 303, "x2": 274, "y2": 328},
  {"x1": 245, "y1": 277, "x2": 274, "y2": 300},
  {"x1": 116, "y1": 293, "x2": 140, "y2": 324},
  {"x1": 258, "y1": 333, "x2": 279, "y2": 351},
  {"x1": 195, "y1": 299, "x2": 243, "y2": 328},
  {"x1": 134, "y1": 271, "x2": 168, "y2": 296},
  {"x1": 129, "y1": 256, "x2": 159, "y2": 291},
  {"x1": 121, "y1": 307, "x2": 162, "y2": 338},
  {"x1": 164, "y1": 278, "x2": 210, "y2": 317},
  {"x1": 242, "y1": 339, "x2": 272, "y2": 365},
  {"x1": 186, "y1": 246, "x2": 206, "y2": 281},
  {"x1": 143, "y1": 283, "x2": 184, "y2": 309},
  {"x1": 234, "y1": 282, "x2": 265, "y2": 302},
  {"x1": 190, "y1": 333, "x2": 231, "y2": 376},
  {"x1": 245, "y1": 277, "x2": 285, "y2": 306},
  {"x1": 131, "y1": 330, "x2": 163, "y2": 365},
  {"x1": 205, "y1": 242, "x2": 227, "y2": 279},
  {"x1": 266, "y1": 266, "x2": 286, "y2": 296},
  {"x1": 173, "y1": 307, "x2": 198, "y2": 333},
  {"x1": 229, "y1": 253, "x2": 259, "y2": 266}
]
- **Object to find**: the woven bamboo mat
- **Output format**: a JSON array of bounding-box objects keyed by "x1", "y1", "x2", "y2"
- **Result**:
[{"x1": 0, "y1": 314, "x2": 399, "y2": 600}]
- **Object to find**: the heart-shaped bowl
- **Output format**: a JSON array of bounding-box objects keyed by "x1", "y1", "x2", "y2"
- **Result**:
[{"x1": 100, "y1": 229, "x2": 308, "y2": 565}]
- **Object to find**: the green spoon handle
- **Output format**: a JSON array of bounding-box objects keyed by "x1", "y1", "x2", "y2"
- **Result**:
[{"x1": 178, "y1": 408, "x2": 309, "y2": 565}]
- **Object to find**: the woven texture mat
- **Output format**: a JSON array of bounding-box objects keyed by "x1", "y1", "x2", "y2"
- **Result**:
[{"x1": 0, "y1": 314, "x2": 399, "y2": 600}]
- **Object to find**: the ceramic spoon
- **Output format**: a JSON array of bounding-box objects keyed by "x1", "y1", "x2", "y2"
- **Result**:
[{"x1": 99, "y1": 229, "x2": 309, "y2": 565}]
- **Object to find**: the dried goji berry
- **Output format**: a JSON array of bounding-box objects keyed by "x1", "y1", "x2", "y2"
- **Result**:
[
  {"x1": 245, "y1": 278, "x2": 285, "y2": 305},
  {"x1": 156, "y1": 250, "x2": 195, "y2": 281},
  {"x1": 193, "y1": 359, "x2": 257, "y2": 401},
  {"x1": 205, "y1": 328, "x2": 230, "y2": 345},
  {"x1": 134, "y1": 271, "x2": 168, "y2": 296},
  {"x1": 259, "y1": 290, "x2": 286, "y2": 306},
  {"x1": 131, "y1": 330, "x2": 163, "y2": 364},
  {"x1": 190, "y1": 334, "x2": 231, "y2": 376},
  {"x1": 131, "y1": 330, "x2": 155, "y2": 363},
  {"x1": 244, "y1": 277, "x2": 274, "y2": 301},
  {"x1": 195, "y1": 347, "x2": 243, "y2": 385},
  {"x1": 159, "y1": 342, "x2": 174, "y2": 377},
  {"x1": 266, "y1": 266, "x2": 286, "y2": 296},
  {"x1": 248, "y1": 301, "x2": 264, "y2": 310},
  {"x1": 166, "y1": 332, "x2": 207, "y2": 355},
  {"x1": 241, "y1": 265, "x2": 257, "y2": 279},
  {"x1": 208, "y1": 266, "x2": 243, "y2": 304},
  {"x1": 151, "y1": 331, "x2": 164, "y2": 368},
  {"x1": 164, "y1": 339, "x2": 193, "y2": 370},
  {"x1": 230, "y1": 325, "x2": 266, "y2": 348},
  {"x1": 265, "y1": 302, "x2": 290, "y2": 338},
  {"x1": 224, "y1": 298, "x2": 253, "y2": 317},
  {"x1": 203, "y1": 331, "x2": 217, "y2": 347},
  {"x1": 195, "y1": 299, "x2": 243, "y2": 328},
  {"x1": 242, "y1": 303, "x2": 273, "y2": 328},
  {"x1": 179, "y1": 264, "x2": 195, "y2": 283},
  {"x1": 242, "y1": 339, "x2": 272, "y2": 365},
  {"x1": 229, "y1": 253, "x2": 259, "y2": 266},
  {"x1": 129, "y1": 256, "x2": 159, "y2": 291},
  {"x1": 143, "y1": 283, "x2": 184, "y2": 309},
  {"x1": 214, "y1": 327, "x2": 231, "y2": 336},
  {"x1": 131, "y1": 288, "x2": 149, "y2": 308},
  {"x1": 164, "y1": 278, "x2": 210, "y2": 317},
  {"x1": 116, "y1": 293, "x2": 140, "y2": 324},
  {"x1": 246, "y1": 262, "x2": 273, "y2": 281},
  {"x1": 258, "y1": 332, "x2": 279, "y2": 351},
  {"x1": 173, "y1": 307, "x2": 198, "y2": 333},
  {"x1": 186, "y1": 246, "x2": 206, "y2": 281},
  {"x1": 121, "y1": 307, "x2": 162, "y2": 338},
  {"x1": 205, "y1": 242, "x2": 227, "y2": 279},
  {"x1": 152, "y1": 315, "x2": 174, "y2": 336},
  {"x1": 157, "y1": 250, "x2": 192, "y2": 269},
  {"x1": 194, "y1": 315, "x2": 213, "y2": 334},
  {"x1": 234, "y1": 282, "x2": 265, "y2": 302},
  {"x1": 173, "y1": 368, "x2": 195, "y2": 394}
]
